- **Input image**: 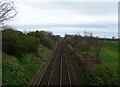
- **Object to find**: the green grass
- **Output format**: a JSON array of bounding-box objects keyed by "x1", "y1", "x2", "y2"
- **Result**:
[
  {"x1": 2, "y1": 53, "x2": 43, "y2": 85},
  {"x1": 39, "y1": 44, "x2": 51, "y2": 59},
  {"x1": 2, "y1": 44, "x2": 51, "y2": 85},
  {"x1": 85, "y1": 41, "x2": 119, "y2": 85},
  {"x1": 99, "y1": 41, "x2": 118, "y2": 65}
]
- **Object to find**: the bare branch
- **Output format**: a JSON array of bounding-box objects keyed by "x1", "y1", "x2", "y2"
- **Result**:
[{"x1": 0, "y1": 0, "x2": 17, "y2": 24}]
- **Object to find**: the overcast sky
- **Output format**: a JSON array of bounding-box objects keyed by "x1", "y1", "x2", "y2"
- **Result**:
[{"x1": 6, "y1": 0, "x2": 119, "y2": 38}]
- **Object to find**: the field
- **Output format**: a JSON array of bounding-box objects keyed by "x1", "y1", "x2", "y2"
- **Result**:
[
  {"x1": 85, "y1": 41, "x2": 119, "y2": 85},
  {"x1": 99, "y1": 41, "x2": 118, "y2": 65}
]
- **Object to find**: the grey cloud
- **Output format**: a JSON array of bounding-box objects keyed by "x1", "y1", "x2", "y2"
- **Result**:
[
  {"x1": 8, "y1": 0, "x2": 118, "y2": 38},
  {"x1": 15, "y1": 23, "x2": 117, "y2": 29},
  {"x1": 25, "y1": 2, "x2": 117, "y2": 16}
]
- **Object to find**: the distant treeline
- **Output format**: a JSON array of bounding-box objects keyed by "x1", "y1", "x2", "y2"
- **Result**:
[
  {"x1": 98, "y1": 38, "x2": 119, "y2": 41},
  {"x1": 65, "y1": 33, "x2": 119, "y2": 41}
]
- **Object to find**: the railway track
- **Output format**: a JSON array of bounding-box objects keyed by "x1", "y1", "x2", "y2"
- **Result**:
[
  {"x1": 60, "y1": 54, "x2": 71, "y2": 86},
  {"x1": 37, "y1": 39, "x2": 72, "y2": 86}
]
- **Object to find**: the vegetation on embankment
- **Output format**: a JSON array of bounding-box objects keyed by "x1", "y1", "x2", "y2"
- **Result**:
[
  {"x1": 3, "y1": 53, "x2": 43, "y2": 85},
  {"x1": 64, "y1": 34, "x2": 119, "y2": 85},
  {"x1": 2, "y1": 26, "x2": 60, "y2": 85},
  {"x1": 84, "y1": 41, "x2": 119, "y2": 85},
  {"x1": 99, "y1": 41, "x2": 118, "y2": 65}
]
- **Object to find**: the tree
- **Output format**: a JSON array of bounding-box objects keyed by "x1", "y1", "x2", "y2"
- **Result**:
[
  {"x1": 0, "y1": 0, "x2": 17, "y2": 24},
  {"x1": 84, "y1": 31, "x2": 92, "y2": 37},
  {"x1": 112, "y1": 36, "x2": 116, "y2": 40},
  {"x1": 2, "y1": 29, "x2": 39, "y2": 56}
]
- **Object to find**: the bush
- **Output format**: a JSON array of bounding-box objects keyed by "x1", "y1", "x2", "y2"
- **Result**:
[
  {"x1": 40, "y1": 37, "x2": 54, "y2": 49},
  {"x1": 2, "y1": 35, "x2": 39, "y2": 56},
  {"x1": 84, "y1": 64, "x2": 118, "y2": 85},
  {"x1": 28, "y1": 30, "x2": 55, "y2": 49},
  {"x1": 2, "y1": 28, "x2": 24, "y2": 38}
]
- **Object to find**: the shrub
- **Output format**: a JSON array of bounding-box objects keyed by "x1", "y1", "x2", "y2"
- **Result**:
[
  {"x1": 2, "y1": 28, "x2": 24, "y2": 38},
  {"x1": 84, "y1": 64, "x2": 118, "y2": 85},
  {"x1": 40, "y1": 37, "x2": 54, "y2": 49},
  {"x1": 28, "y1": 30, "x2": 55, "y2": 49},
  {"x1": 2, "y1": 35, "x2": 39, "y2": 56}
]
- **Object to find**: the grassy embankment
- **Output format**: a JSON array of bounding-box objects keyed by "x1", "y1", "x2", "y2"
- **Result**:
[
  {"x1": 2, "y1": 28, "x2": 60, "y2": 85},
  {"x1": 85, "y1": 41, "x2": 119, "y2": 85},
  {"x1": 64, "y1": 35, "x2": 119, "y2": 85},
  {"x1": 2, "y1": 44, "x2": 51, "y2": 85}
]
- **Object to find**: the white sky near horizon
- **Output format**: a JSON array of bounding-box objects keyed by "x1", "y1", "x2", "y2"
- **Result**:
[{"x1": 5, "y1": 0, "x2": 119, "y2": 38}]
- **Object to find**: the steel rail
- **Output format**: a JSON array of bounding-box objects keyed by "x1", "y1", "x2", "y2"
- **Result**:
[
  {"x1": 37, "y1": 43, "x2": 59, "y2": 86},
  {"x1": 60, "y1": 56, "x2": 62, "y2": 87},
  {"x1": 47, "y1": 54, "x2": 58, "y2": 87},
  {"x1": 65, "y1": 55, "x2": 72, "y2": 86}
]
